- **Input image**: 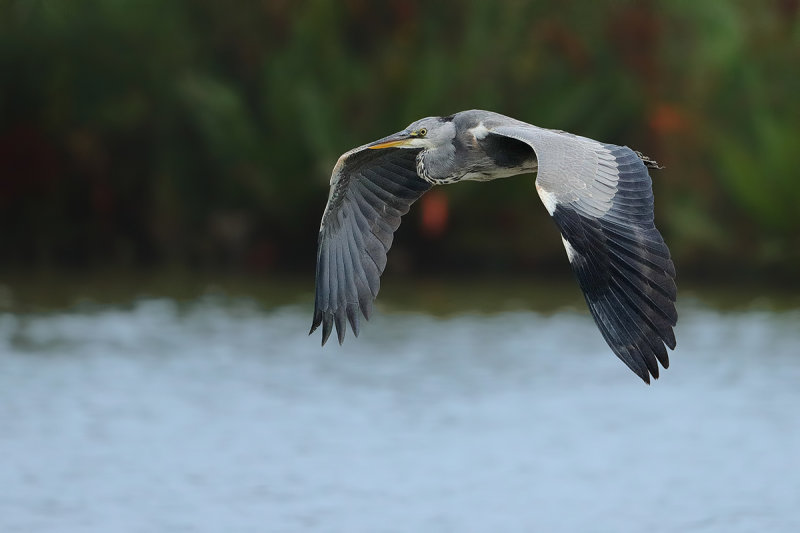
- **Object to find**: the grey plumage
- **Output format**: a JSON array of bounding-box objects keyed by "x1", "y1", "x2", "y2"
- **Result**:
[{"x1": 310, "y1": 109, "x2": 677, "y2": 383}]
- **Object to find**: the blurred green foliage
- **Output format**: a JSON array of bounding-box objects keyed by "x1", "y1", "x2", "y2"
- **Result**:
[{"x1": 1, "y1": 0, "x2": 798, "y2": 280}]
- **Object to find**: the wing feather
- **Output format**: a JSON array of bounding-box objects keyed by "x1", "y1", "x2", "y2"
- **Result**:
[
  {"x1": 310, "y1": 146, "x2": 430, "y2": 345},
  {"x1": 491, "y1": 124, "x2": 677, "y2": 383}
]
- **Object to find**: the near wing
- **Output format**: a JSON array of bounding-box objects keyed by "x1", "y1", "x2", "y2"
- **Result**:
[
  {"x1": 492, "y1": 125, "x2": 677, "y2": 383},
  {"x1": 310, "y1": 145, "x2": 430, "y2": 345}
]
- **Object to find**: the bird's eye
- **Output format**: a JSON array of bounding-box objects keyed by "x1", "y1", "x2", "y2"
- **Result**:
[{"x1": 418, "y1": 128, "x2": 427, "y2": 137}]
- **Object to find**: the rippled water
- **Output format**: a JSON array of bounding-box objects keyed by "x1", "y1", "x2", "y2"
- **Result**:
[{"x1": 1, "y1": 283, "x2": 799, "y2": 532}]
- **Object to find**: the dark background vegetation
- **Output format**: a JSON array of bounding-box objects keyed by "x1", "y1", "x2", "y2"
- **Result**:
[{"x1": 2, "y1": 0, "x2": 799, "y2": 283}]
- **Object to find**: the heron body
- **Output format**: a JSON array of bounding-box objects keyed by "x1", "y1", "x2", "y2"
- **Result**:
[{"x1": 310, "y1": 110, "x2": 677, "y2": 383}]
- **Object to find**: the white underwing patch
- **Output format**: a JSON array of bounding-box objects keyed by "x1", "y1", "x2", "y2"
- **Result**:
[
  {"x1": 536, "y1": 183, "x2": 558, "y2": 215},
  {"x1": 561, "y1": 236, "x2": 578, "y2": 263}
]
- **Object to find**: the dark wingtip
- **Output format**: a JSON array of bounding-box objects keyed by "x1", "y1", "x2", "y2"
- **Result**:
[
  {"x1": 632, "y1": 359, "x2": 652, "y2": 385},
  {"x1": 334, "y1": 308, "x2": 346, "y2": 345},
  {"x1": 631, "y1": 348, "x2": 659, "y2": 384},
  {"x1": 616, "y1": 345, "x2": 652, "y2": 385},
  {"x1": 309, "y1": 309, "x2": 322, "y2": 336},
  {"x1": 346, "y1": 304, "x2": 360, "y2": 338},
  {"x1": 665, "y1": 329, "x2": 677, "y2": 350},
  {"x1": 359, "y1": 295, "x2": 373, "y2": 321},
  {"x1": 321, "y1": 316, "x2": 333, "y2": 346},
  {"x1": 634, "y1": 363, "x2": 651, "y2": 385}
]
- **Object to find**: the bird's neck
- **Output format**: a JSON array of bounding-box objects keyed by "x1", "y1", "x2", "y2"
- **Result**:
[{"x1": 416, "y1": 142, "x2": 460, "y2": 185}]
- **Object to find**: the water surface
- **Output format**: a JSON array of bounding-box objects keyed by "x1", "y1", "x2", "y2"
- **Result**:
[{"x1": 1, "y1": 279, "x2": 799, "y2": 532}]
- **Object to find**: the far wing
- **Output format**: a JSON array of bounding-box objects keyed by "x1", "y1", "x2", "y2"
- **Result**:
[
  {"x1": 310, "y1": 145, "x2": 430, "y2": 345},
  {"x1": 492, "y1": 125, "x2": 677, "y2": 383}
]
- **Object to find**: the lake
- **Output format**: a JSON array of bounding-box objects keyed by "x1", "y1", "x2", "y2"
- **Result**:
[{"x1": 1, "y1": 277, "x2": 799, "y2": 532}]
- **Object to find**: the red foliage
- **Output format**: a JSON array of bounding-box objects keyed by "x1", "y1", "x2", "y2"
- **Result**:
[{"x1": 420, "y1": 190, "x2": 449, "y2": 239}]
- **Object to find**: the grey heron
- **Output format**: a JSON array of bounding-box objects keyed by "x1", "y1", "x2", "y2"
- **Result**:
[{"x1": 310, "y1": 110, "x2": 677, "y2": 383}]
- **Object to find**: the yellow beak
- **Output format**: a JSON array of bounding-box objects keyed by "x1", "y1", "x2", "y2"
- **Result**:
[{"x1": 367, "y1": 131, "x2": 413, "y2": 150}]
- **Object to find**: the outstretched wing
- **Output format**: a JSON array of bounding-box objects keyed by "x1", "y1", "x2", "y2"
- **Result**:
[
  {"x1": 310, "y1": 145, "x2": 430, "y2": 345},
  {"x1": 492, "y1": 124, "x2": 677, "y2": 383}
]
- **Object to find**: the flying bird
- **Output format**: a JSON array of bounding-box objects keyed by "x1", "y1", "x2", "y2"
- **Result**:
[{"x1": 310, "y1": 110, "x2": 677, "y2": 383}]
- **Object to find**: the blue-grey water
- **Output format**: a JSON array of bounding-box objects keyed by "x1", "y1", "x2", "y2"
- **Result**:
[{"x1": 1, "y1": 281, "x2": 799, "y2": 532}]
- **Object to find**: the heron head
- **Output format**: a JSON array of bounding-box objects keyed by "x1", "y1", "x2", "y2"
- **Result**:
[{"x1": 367, "y1": 116, "x2": 455, "y2": 151}]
